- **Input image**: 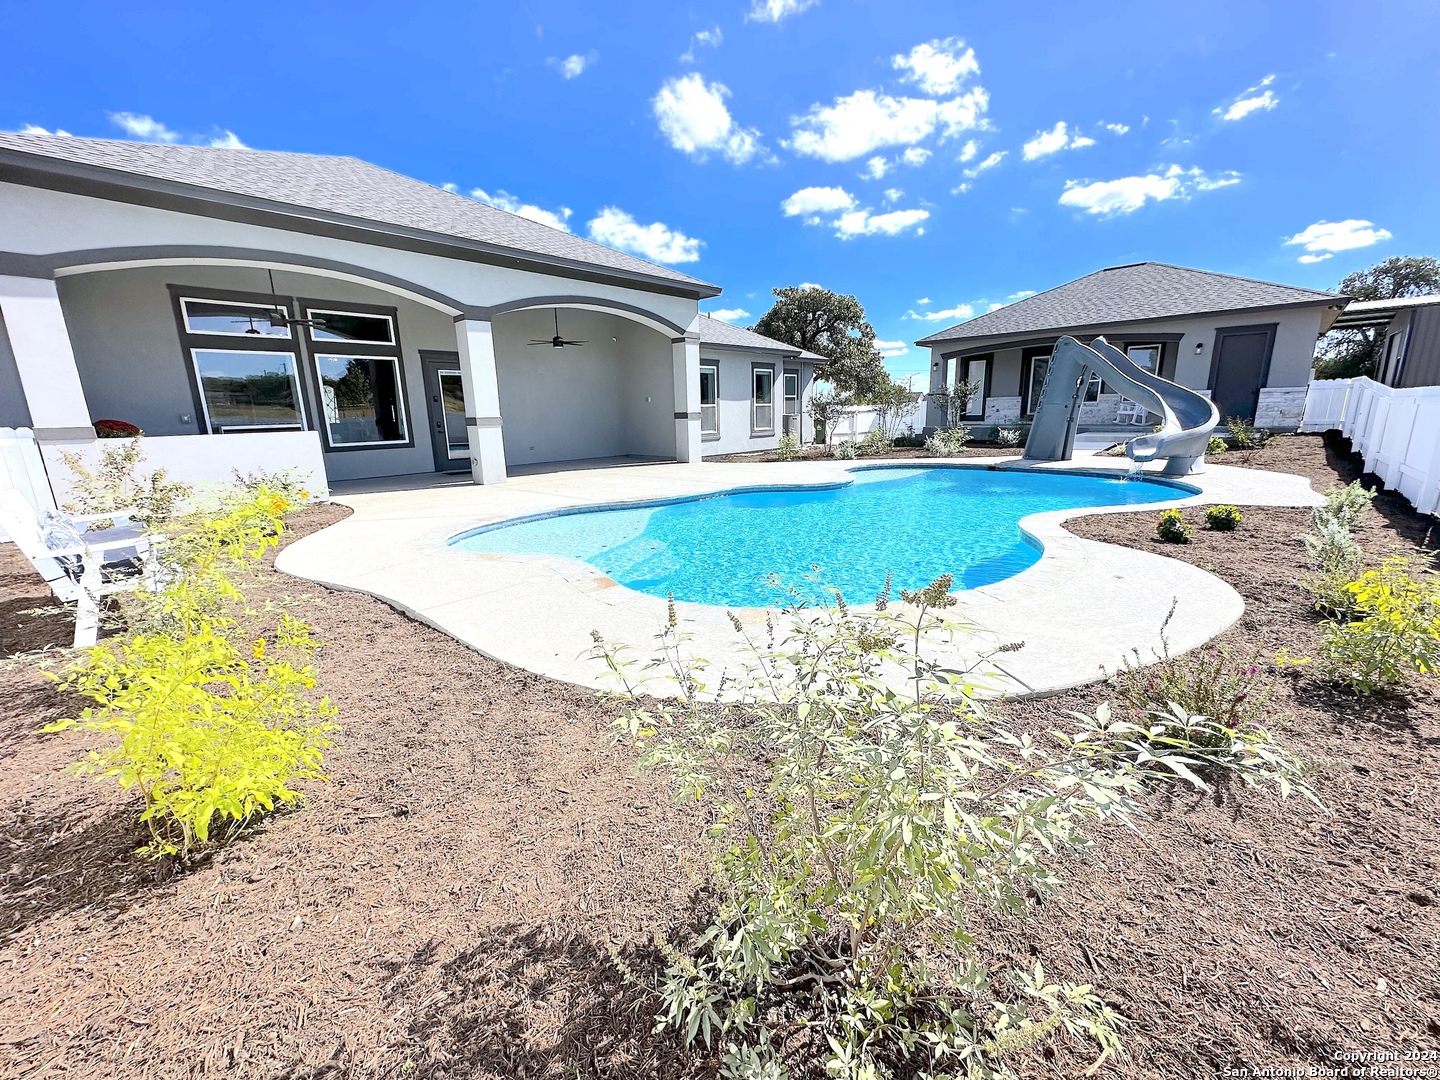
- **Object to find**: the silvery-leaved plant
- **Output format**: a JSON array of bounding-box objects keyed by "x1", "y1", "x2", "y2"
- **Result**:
[{"x1": 589, "y1": 572, "x2": 1318, "y2": 1080}]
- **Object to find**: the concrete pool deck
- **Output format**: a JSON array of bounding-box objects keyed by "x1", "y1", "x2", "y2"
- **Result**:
[{"x1": 275, "y1": 455, "x2": 1323, "y2": 699}]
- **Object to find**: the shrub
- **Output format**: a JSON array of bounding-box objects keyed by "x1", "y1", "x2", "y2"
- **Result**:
[
  {"x1": 891, "y1": 432, "x2": 925, "y2": 448},
  {"x1": 1207, "y1": 435, "x2": 1228, "y2": 454},
  {"x1": 832, "y1": 440, "x2": 858, "y2": 460},
  {"x1": 859, "y1": 427, "x2": 893, "y2": 455},
  {"x1": 1205, "y1": 504, "x2": 1243, "y2": 530},
  {"x1": 45, "y1": 487, "x2": 337, "y2": 857},
  {"x1": 996, "y1": 427, "x2": 1024, "y2": 448},
  {"x1": 1313, "y1": 558, "x2": 1440, "y2": 694},
  {"x1": 1111, "y1": 642, "x2": 1279, "y2": 734},
  {"x1": 775, "y1": 433, "x2": 799, "y2": 461},
  {"x1": 94, "y1": 419, "x2": 142, "y2": 439},
  {"x1": 1225, "y1": 416, "x2": 1272, "y2": 450},
  {"x1": 924, "y1": 427, "x2": 971, "y2": 456},
  {"x1": 61, "y1": 437, "x2": 192, "y2": 529},
  {"x1": 1314, "y1": 480, "x2": 1376, "y2": 533},
  {"x1": 1156, "y1": 508, "x2": 1192, "y2": 543},
  {"x1": 232, "y1": 466, "x2": 315, "y2": 505},
  {"x1": 593, "y1": 576, "x2": 1315, "y2": 1079}
]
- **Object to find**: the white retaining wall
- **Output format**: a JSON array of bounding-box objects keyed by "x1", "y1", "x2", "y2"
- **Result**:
[{"x1": 1300, "y1": 377, "x2": 1440, "y2": 516}]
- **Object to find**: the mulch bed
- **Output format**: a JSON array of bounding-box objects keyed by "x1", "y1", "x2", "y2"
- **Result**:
[{"x1": 1, "y1": 434, "x2": 1437, "y2": 1078}]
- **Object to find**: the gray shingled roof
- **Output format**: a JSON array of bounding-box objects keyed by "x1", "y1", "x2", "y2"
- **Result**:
[
  {"x1": 916, "y1": 262, "x2": 1342, "y2": 345},
  {"x1": 698, "y1": 314, "x2": 825, "y2": 359},
  {"x1": 0, "y1": 132, "x2": 718, "y2": 295}
]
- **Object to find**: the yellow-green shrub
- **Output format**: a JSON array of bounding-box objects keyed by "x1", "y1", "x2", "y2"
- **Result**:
[
  {"x1": 47, "y1": 614, "x2": 336, "y2": 855},
  {"x1": 47, "y1": 487, "x2": 338, "y2": 856},
  {"x1": 1316, "y1": 558, "x2": 1440, "y2": 693}
]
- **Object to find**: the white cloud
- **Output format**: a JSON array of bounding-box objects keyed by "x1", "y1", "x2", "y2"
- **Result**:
[
  {"x1": 962, "y1": 150, "x2": 1006, "y2": 178},
  {"x1": 950, "y1": 182, "x2": 971, "y2": 195},
  {"x1": 550, "y1": 52, "x2": 597, "y2": 79},
  {"x1": 1216, "y1": 75, "x2": 1279, "y2": 121},
  {"x1": 1103, "y1": 122, "x2": 1130, "y2": 135},
  {"x1": 680, "y1": 25, "x2": 722, "y2": 62},
  {"x1": 787, "y1": 87, "x2": 988, "y2": 162},
  {"x1": 1022, "y1": 121, "x2": 1093, "y2": 160},
  {"x1": 892, "y1": 37, "x2": 979, "y2": 97},
  {"x1": 1284, "y1": 219, "x2": 1392, "y2": 260},
  {"x1": 470, "y1": 188, "x2": 574, "y2": 232},
  {"x1": 707, "y1": 307, "x2": 750, "y2": 322},
  {"x1": 908, "y1": 302, "x2": 974, "y2": 322},
  {"x1": 19, "y1": 123, "x2": 71, "y2": 136},
  {"x1": 863, "y1": 155, "x2": 890, "y2": 179},
  {"x1": 875, "y1": 339, "x2": 910, "y2": 357},
  {"x1": 916, "y1": 297, "x2": 931, "y2": 304},
  {"x1": 883, "y1": 187, "x2": 904, "y2": 203},
  {"x1": 902, "y1": 146, "x2": 931, "y2": 166},
  {"x1": 1008, "y1": 290, "x2": 1036, "y2": 300},
  {"x1": 958, "y1": 139, "x2": 978, "y2": 162},
  {"x1": 746, "y1": 0, "x2": 817, "y2": 23},
  {"x1": 1058, "y1": 165, "x2": 1240, "y2": 216},
  {"x1": 587, "y1": 207, "x2": 702, "y2": 263},
  {"x1": 653, "y1": 73, "x2": 763, "y2": 164},
  {"x1": 209, "y1": 130, "x2": 247, "y2": 149},
  {"x1": 781, "y1": 185, "x2": 856, "y2": 219},
  {"x1": 108, "y1": 112, "x2": 179, "y2": 142},
  {"x1": 833, "y1": 208, "x2": 929, "y2": 238}
]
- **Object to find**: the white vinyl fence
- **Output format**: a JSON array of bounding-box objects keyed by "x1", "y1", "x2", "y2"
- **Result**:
[
  {"x1": 827, "y1": 399, "x2": 924, "y2": 444},
  {"x1": 1299, "y1": 377, "x2": 1440, "y2": 516}
]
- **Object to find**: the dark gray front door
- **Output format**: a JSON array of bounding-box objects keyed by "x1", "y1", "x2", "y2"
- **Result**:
[
  {"x1": 1210, "y1": 325, "x2": 1276, "y2": 421},
  {"x1": 421, "y1": 353, "x2": 469, "y2": 472}
]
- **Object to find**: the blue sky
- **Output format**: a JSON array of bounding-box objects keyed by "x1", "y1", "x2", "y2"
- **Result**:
[{"x1": 4, "y1": 0, "x2": 1436, "y2": 383}]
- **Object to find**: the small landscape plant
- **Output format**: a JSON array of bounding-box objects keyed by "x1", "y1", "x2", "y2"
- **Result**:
[
  {"x1": 996, "y1": 427, "x2": 1023, "y2": 448},
  {"x1": 1299, "y1": 481, "x2": 1373, "y2": 618},
  {"x1": 1313, "y1": 480, "x2": 1376, "y2": 533},
  {"x1": 1207, "y1": 435, "x2": 1227, "y2": 455},
  {"x1": 1309, "y1": 557, "x2": 1440, "y2": 694},
  {"x1": 924, "y1": 427, "x2": 970, "y2": 456},
  {"x1": 859, "y1": 427, "x2": 893, "y2": 455},
  {"x1": 832, "y1": 439, "x2": 858, "y2": 460},
  {"x1": 1225, "y1": 416, "x2": 1272, "y2": 450},
  {"x1": 591, "y1": 575, "x2": 1316, "y2": 1079},
  {"x1": 61, "y1": 436, "x2": 192, "y2": 529},
  {"x1": 775, "y1": 432, "x2": 799, "y2": 461},
  {"x1": 1155, "y1": 508, "x2": 1192, "y2": 543},
  {"x1": 44, "y1": 487, "x2": 338, "y2": 856},
  {"x1": 1205, "y1": 504, "x2": 1243, "y2": 531},
  {"x1": 1111, "y1": 640, "x2": 1280, "y2": 736}
]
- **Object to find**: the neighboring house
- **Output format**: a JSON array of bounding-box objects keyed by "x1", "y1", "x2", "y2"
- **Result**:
[
  {"x1": 916, "y1": 262, "x2": 1347, "y2": 433},
  {"x1": 0, "y1": 133, "x2": 801, "y2": 494},
  {"x1": 695, "y1": 314, "x2": 821, "y2": 455},
  {"x1": 1325, "y1": 294, "x2": 1440, "y2": 389}
]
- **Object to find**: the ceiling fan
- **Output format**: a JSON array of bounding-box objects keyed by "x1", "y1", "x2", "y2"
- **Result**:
[{"x1": 528, "y1": 308, "x2": 586, "y2": 349}]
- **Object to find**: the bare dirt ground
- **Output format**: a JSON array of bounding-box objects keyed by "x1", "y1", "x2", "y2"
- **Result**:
[{"x1": 1, "y1": 434, "x2": 1436, "y2": 1078}]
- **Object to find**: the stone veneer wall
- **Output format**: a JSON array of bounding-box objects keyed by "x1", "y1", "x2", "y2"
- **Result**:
[
  {"x1": 1254, "y1": 386, "x2": 1309, "y2": 431},
  {"x1": 984, "y1": 396, "x2": 1021, "y2": 424}
]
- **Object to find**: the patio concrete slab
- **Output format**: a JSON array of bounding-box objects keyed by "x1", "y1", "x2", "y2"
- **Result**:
[{"x1": 275, "y1": 456, "x2": 1323, "y2": 699}]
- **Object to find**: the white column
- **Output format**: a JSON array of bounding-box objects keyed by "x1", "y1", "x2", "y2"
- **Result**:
[
  {"x1": 671, "y1": 332, "x2": 701, "y2": 463},
  {"x1": 0, "y1": 275, "x2": 93, "y2": 440},
  {"x1": 454, "y1": 316, "x2": 507, "y2": 485}
]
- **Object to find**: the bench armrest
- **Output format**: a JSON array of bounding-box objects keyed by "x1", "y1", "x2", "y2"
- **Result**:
[{"x1": 69, "y1": 507, "x2": 140, "y2": 525}]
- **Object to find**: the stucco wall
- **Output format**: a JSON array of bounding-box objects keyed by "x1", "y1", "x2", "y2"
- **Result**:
[
  {"x1": 54, "y1": 264, "x2": 457, "y2": 481},
  {"x1": 491, "y1": 307, "x2": 674, "y2": 466},
  {"x1": 698, "y1": 351, "x2": 813, "y2": 457},
  {"x1": 925, "y1": 306, "x2": 1327, "y2": 426},
  {"x1": 0, "y1": 311, "x2": 33, "y2": 428}
]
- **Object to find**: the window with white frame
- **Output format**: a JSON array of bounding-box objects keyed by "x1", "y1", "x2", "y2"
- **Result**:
[
  {"x1": 700, "y1": 364, "x2": 719, "y2": 436},
  {"x1": 752, "y1": 366, "x2": 775, "y2": 433},
  {"x1": 783, "y1": 370, "x2": 800, "y2": 435},
  {"x1": 303, "y1": 303, "x2": 409, "y2": 448}
]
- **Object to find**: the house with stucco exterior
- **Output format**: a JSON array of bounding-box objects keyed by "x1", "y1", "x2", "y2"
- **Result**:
[
  {"x1": 0, "y1": 133, "x2": 816, "y2": 495},
  {"x1": 916, "y1": 262, "x2": 1347, "y2": 434}
]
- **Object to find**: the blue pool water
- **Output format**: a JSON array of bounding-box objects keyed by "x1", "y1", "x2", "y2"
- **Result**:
[{"x1": 451, "y1": 466, "x2": 1189, "y2": 608}]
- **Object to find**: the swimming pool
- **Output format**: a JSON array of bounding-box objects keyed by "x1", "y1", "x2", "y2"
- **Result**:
[{"x1": 451, "y1": 465, "x2": 1192, "y2": 608}]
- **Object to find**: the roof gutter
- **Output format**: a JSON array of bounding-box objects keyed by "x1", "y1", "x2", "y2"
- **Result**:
[{"x1": 0, "y1": 150, "x2": 723, "y2": 301}]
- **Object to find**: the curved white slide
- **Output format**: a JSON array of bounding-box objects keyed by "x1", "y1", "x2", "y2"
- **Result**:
[{"x1": 1023, "y1": 335, "x2": 1220, "y2": 475}]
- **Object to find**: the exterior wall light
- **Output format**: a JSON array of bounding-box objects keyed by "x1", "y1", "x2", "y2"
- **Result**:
[{"x1": 1194, "y1": 341, "x2": 1205, "y2": 355}]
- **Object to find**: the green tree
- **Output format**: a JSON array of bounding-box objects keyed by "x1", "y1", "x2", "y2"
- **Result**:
[
  {"x1": 1315, "y1": 256, "x2": 1440, "y2": 379},
  {"x1": 752, "y1": 286, "x2": 890, "y2": 401}
]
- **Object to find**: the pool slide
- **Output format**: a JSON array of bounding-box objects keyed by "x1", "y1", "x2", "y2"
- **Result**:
[{"x1": 1023, "y1": 335, "x2": 1220, "y2": 476}]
